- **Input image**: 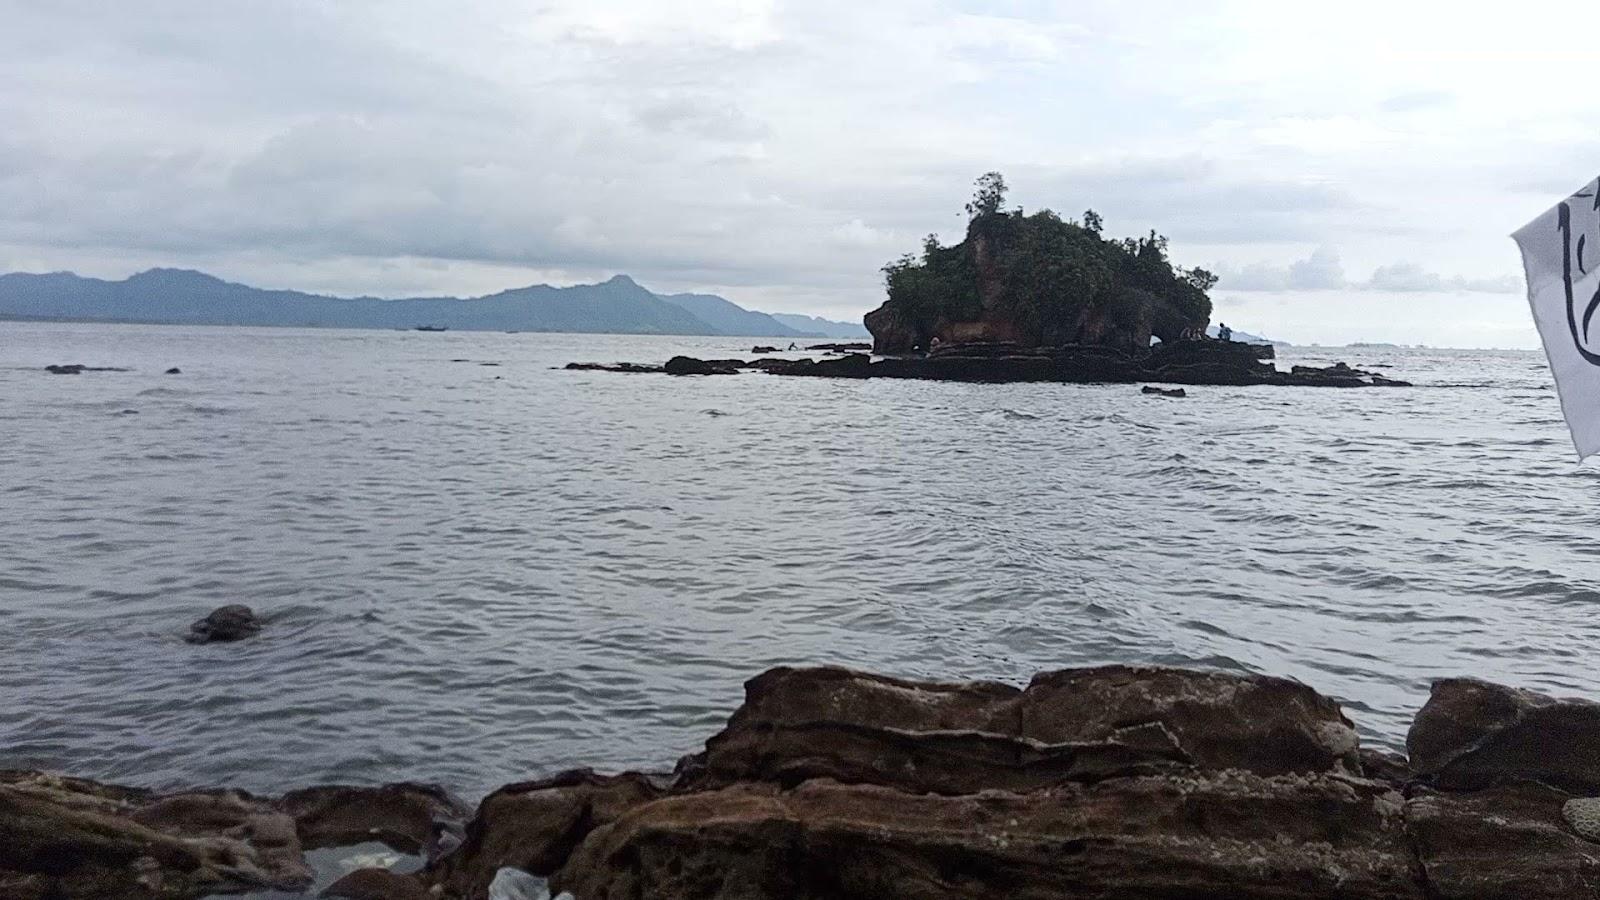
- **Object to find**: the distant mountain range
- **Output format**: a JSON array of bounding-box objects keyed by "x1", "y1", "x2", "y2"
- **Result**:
[{"x1": 0, "y1": 268, "x2": 871, "y2": 339}]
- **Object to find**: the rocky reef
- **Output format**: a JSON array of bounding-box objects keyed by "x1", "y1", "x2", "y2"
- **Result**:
[
  {"x1": 566, "y1": 341, "x2": 1410, "y2": 387},
  {"x1": 8, "y1": 666, "x2": 1597, "y2": 899}
]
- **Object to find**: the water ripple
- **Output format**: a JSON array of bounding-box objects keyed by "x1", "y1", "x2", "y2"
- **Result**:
[{"x1": 0, "y1": 324, "x2": 1594, "y2": 798}]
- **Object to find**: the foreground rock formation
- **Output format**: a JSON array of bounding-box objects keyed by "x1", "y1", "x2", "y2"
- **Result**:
[
  {"x1": 566, "y1": 340, "x2": 1410, "y2": 387},
  {"x1": 7, "y1": 668, "x2": 1599, "y2": 898}
]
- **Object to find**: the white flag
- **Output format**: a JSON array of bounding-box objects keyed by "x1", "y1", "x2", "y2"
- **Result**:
[{"x1": 1513, "y1": 175, "x2": 1600, "y2": 461}]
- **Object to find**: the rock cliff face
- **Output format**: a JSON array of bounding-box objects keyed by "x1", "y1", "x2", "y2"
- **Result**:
[{"x1": 8, "y1": 667, "x2": 1600, "y2": 899}]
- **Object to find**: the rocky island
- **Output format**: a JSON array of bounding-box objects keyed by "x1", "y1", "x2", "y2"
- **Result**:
[
  {"x1": 567, "y1": 174, "x2": 1408, "y2": 388},
  {"x1": 7, "y1": 664, "x2": 1600, "y2": 899}
]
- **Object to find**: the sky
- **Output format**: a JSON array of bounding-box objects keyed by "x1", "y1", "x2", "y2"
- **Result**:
[{"x1": 2, "y1": 1, "x2": 1597, "y2": 347}]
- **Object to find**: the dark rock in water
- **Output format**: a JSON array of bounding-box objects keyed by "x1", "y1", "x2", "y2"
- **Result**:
[
  {"x1": 663, "y1": 356, "x2": 740, "y2": 376},
  {"x1": 1142, "y1": 386, "x2": 1187, "y2": 397},
  {"x1": 322, "y1": 867, "x2": 431, "y2": 900},
  {"x1": 44, "y1": 364, "x2": 128, "y2": 375},
  {"x1": 1293, "y1": 362, "x2": 1374, "y2": 378},
  {"x1": 566, "y1": 339, "x2": 1406, "y2": 387},
  {"x1": 164, "y1": 367, "x2": 181, "y2": 375},
  {"x1": 749, "y1": 345, "x2": 779, "y2": 354},
  {"x1": 746, "y1": 357, "x2": 815, "y2": 373},
  {"x1": 806, "y1": 342, "x2": 873, "y2": 352},
  {"x1": 118, "y1": 409, "x2": 140, "y2": 415},
  {"x1": 430, "y1": 770, "x2": 662, "y2": 898},
  {"x1": 564, "y1": 361, "x2": 664, "y2": 374},
  {"x1": 780, "y1": 352, "x2": 872, "y2": 379},
  {"x1": 185, "y1": 604, "x2": 262, "y2": 644},
  {"x1": 1408, "y1": 678, "x2": 1600, "y2": 793},
  {"x1": 1405, "y1": 781, "x2": 1600, "y2": 899}
]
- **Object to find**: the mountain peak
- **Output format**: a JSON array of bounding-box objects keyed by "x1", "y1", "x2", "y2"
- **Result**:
[
  {"x1": 127, "y1": 268, "x2": 225, "y2": 286},
  {"x1": 604, "y1": 274, "x2": 639, "y2": 287}
]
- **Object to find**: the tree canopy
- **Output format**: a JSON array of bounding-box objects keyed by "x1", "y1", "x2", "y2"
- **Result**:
[{"x1": 880, "y1": 173, "x2": 1215, "y2": 349}]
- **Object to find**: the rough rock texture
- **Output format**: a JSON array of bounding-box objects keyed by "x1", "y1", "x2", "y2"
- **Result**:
[
  {"x1": 682, "y1": 665, "x2": 1359, "y2": 797},
  {"x1": 1407, "y1": 677, "x2": 1600, "y2": 792},
  {"x1": 1405, "y1": 781, "x2": 1600, "y2": 899},
  {"x1": 556, "y1": 774, "x2": 1424, "y2": 900},
  {"x1": 0, "y1": 773, "x2": 464, "y2": 900},
  {"x1": 185, "y1": 604, "x2": 262, "y2": 644},
  {"x1": 0, "y1": 771, "x2": 312, "y2": 899},
  {"x1": 277, "y1": 782, "x2": 468, "y2": 856},
  {"x1": 322, "y1": 867, "x2": 432, "y2": 899},
  {"x1": 429, "y1": 770, "x2": 663, "y2": 899},
  {"x1": 18, "y1": 669, "x2": 1600, "y2": 899}
]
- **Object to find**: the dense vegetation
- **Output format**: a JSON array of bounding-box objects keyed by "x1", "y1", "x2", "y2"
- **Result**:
[{"x1": 879, "y1": 173, "x2": 1216, "y2": 348}]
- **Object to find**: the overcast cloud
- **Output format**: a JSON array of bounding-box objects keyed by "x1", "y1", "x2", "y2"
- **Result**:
[{"x1": 2, "y1": 0, "x2": 1596, "y2": 346}]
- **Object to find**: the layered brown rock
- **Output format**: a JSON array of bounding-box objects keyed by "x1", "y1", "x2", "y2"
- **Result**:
[
  {"x1": 1407, "y1": 678, "x2": 1600, "y2": 792},
  {"x1": 688, "y1": 665, "x2": 1360, "y2": 796},
  {"x1": 429, "y1": 769, "x2": 663, "y2": 899},
  {"x1": 0, "y1": 772, "x2": 466, "y2": 900},
  {"x1": 1405, "y1": 781, "x2": 1600, "y2": 899},
  {"x1": 556, "y1": 774, "x2": 1424, "y2": 900},
  {"x1": 0, "y1": 771, "x2": 312, "y2": 900}
]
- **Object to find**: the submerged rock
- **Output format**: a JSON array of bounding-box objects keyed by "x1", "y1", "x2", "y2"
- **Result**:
[
  {"x1": 43, "y1": 364, "x2": 129, "y2": 375},
  {"x1": 184, "y1": 604, "x2": 262, "y2": 644},
  {"x1": 1142, "y1": 385, "x2": 1187, "y2": 397},
  {"x1": 164, "y1": 367, "x2": 181, "y2": 375},
  {"x1": 563, "y1": 362, "x2": 664, "y2": 374}
]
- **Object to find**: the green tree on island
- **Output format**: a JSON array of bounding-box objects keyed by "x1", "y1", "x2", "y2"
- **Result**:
[{"x1": 867, "y1": 173, "x2": 1216, "y2": 354}]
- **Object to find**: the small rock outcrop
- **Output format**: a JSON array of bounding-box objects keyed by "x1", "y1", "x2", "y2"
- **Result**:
[
  {"x1": 184, "y1": 604, "x2": 262, "y2": 644},
  {"x1": 164, "y1": 367, "x2": 182, "y2": 375},
  {"x1": 663, "y1": 356, "x2": 740, "y2": 376},
  {"x1": 44, "y1": 364, "x2": 129, "y2": 375},
  {"x1": 1407, "y1": 677, "x2": 1600, "y2": 792},
  {"x1": 1142, "y1": 385, "x2": 1187, "y2": 397}
]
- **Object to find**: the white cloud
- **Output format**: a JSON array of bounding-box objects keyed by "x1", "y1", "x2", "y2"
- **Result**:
[
  {"x1": 0, "y1": 0, "x2": 1591, "y2": 335},
  {"x1": 1218, "y1": 248, "x2": 1519, "y2": 295}
]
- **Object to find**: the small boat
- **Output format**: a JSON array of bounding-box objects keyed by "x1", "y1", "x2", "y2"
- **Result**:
[{"x1": 414, "y1": 324, "x2": 449, "y2": 332}]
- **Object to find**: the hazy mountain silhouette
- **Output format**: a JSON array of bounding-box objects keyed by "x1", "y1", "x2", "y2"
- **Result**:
[
  {"x1": 768, "y1": 312, "x2": 870, "y2": 339},
  {"x1": 0, "y1": 269, "x2": 862, "y2": 337},
  {"x1": 657, "y1": 292, "x2": 808, "y2": 337}
]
